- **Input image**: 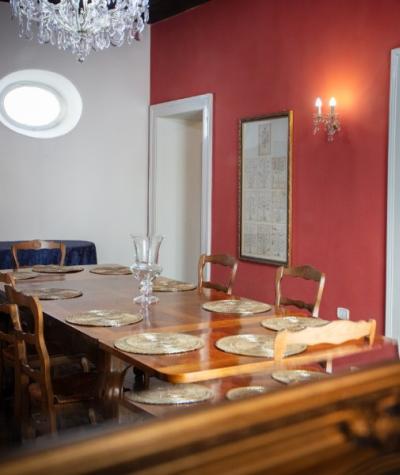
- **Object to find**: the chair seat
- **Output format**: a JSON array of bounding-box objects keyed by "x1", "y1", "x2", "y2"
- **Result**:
[
  {"x1": 2, "y1": 346, "x2": 90, "y2": 372},
  {"x1": 29, "y1": 372, "x2": 99, "y2": 404}
]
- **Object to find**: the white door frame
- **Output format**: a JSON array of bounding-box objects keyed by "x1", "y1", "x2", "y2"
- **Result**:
[
  {"x1": 386, "y1": 48, "x2": 400, "y2": 341},
  {"x1": 148, "y1": 93, "x2": 213, "y2": 259}
]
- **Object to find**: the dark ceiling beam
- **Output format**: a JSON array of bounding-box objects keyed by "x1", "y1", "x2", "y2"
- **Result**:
[
  {"x1": 0, "y1": 0, "x2": 211, "y2": 23},
  {"x1": 148, "y1": 0, "x2": 209, "y2": 24}
]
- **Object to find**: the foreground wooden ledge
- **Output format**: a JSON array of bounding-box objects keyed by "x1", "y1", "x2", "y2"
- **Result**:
[{"x1": 2, "y1": 361, "x2": 400, "y2": 475}]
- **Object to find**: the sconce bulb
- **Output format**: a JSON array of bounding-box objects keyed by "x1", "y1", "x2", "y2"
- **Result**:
[
  {"x1": 315, "y1": 97, "x2": 322, "y2": 116},
  {"x1": 329, "y1": 97, "x2": 336, "y2": 107}
]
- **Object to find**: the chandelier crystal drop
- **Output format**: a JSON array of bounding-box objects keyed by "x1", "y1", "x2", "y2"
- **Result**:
[{"x1": 10, "y1": 0, "x2": 149, "y2": 62}]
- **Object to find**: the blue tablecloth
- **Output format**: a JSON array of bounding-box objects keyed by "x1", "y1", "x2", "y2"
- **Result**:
[{"x1": 0, "y1": 240, "x2": 97, "y2": 269}]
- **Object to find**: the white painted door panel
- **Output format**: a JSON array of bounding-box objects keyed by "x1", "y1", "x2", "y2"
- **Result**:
[{"x1": 155, "y1": 118, "x2": 202, "y2": 282}]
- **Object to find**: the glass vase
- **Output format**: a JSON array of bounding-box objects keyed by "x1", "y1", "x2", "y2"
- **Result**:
[{"x1": 130, "y1": 235, "x2": 163, "y2": 305}]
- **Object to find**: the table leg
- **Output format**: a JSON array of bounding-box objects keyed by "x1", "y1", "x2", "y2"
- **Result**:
[
  {"x1": 133, "y1": 368, "x2": 150, "y2": 390},
  {"x1": 97, "y1": 352, "x2": 129, "y2": 418}
]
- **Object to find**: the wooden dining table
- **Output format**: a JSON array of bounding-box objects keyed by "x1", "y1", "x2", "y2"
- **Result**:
[{"x1": 0, "y1": 266, "x2": 394, "y2": 391}]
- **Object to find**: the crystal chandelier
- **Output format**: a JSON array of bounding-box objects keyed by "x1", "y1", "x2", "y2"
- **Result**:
[{"x1": 10, "y1": 0, "x2": 149, "y2": 62}]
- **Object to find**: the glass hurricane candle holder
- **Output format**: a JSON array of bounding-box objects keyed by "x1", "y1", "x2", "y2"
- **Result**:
[{"x1": 130, "y1": 235, "x2": 163, "y2": 305}]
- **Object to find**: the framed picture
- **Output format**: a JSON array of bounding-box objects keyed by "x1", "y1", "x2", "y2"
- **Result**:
[{"x1": 238, "y1": 111, "x2": 293, "y2": 265}]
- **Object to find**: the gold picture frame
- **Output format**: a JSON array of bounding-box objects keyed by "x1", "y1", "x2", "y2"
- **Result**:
[{"x1": 238, "y1": 111, "x2": 293, "y2": 265}]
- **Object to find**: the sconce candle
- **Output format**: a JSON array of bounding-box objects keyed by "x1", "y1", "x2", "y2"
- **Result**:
[
  {"x1": 315, "y1": 97, "x2": 322, "y2": 116},
  {"x1": 329, "y1": 97, "x2": 336, "y2": 114}
]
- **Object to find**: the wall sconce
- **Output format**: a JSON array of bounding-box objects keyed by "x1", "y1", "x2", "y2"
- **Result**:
[{"x1": 313, "y1": 97, "x2": 341, "y2": 142}]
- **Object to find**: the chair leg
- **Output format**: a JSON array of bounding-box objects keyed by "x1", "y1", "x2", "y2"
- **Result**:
[
  {"x1": 47, "y1": 403, "x2": 57, "y2": 434},
  {"x1": 13, "y1": 364, "x2": 21, "y2": 423},
  {"x1": 88, "y1": 407, "x2": 97, "y2": 425},
  {"x1": 80, "y1": 356, "x2": 90, "y2": 373},
  {"x1": 40, "y1": 392, "x2": 57, "y2": 435},
  {"x1": 0, "y1": 353, "x2": 4, "y2": 399},
  {"x1": 20, "y1": 374, "x2": 33, "y2": 439},
  {"x1": 325, "y1": 358, "x2": 333, "y2": 374}
]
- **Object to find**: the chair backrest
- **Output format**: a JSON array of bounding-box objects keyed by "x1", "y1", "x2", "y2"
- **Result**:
[
  {"x1": 273, "y1": 319, "x2": 376, "y2": 363},
  {"x1": 0, "y1": 302, "x2": 22, "y2": 354},
  {"x1": 0, "y1": 271, "x2": 15, "y2": 288},
  {"x1": 5, "y1": 286, "x2": 54, "y2": 405},
  {"x1": 0, "y1": 274, "x2": 19, "y2": 366},
  {"x1": 198, "y1": 254, "x2": 238, "y2": 294},
  {"x1": 275, "y1": 265, "x2": 325, "y2": 317},
  {"x1": 11, "y1": 240, "x2": 66, "y2": 269}
]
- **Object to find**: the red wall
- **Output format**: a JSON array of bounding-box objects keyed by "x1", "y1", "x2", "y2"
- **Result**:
[{"x1": 151, "y1": 0, "x2": 400, "y2": 332}]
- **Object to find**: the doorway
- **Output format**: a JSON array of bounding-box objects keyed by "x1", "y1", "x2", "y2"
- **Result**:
[
  {"x1": 149, "y1": 94, "x2": 213, "y2": 283},
  {"x1": 386, "y1": 48, "x2": 400, "y2": 342}
]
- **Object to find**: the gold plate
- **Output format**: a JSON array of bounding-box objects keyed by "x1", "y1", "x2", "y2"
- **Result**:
[
  {"x1": 226, "y1": 386, "x2": 269, "y2": 401},
  {"x1": 125, "y1": 383, "x2": 213, "y2": 405},
  {"x1": 261, "y1": 316, "x2": 329, "y2": 332},
  {"x1": 153, "y1": 277, "x2": 196, "y2": 292},
  {"x1": 23, "y1": 288, "x2": 83, "y2": 300},
  {"x1": 115, "y1": 332, "x2": 204, "y2": 355},
  {"x1": 90, "y1": 265, "x2": 132, "y2": 275},
  {"x1": 9, "y1": 271, "x2": 39, "y2": 281},
  {"x1": 202, "y1": 299, "x2": 271, "y2": 315},
  {"x1": 32, "y1": 265, "x2": 84, "y2": 274},
  {"x1": 271, "y1": 370, "x2": 329, "y2": 385},
  {"x1": 215, "y1": 334, "x2": 307, "y2": 358},
  {"x1": 66, "y1": 310, "x2": 142, "y2": 327}
]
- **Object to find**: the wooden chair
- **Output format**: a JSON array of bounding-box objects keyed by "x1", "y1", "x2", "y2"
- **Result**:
[
  {"x1": 5, "y1": 286, "x2": 100, "y2": 436},
  {"x1": 0, "y1": 302, "x2": 23, "y2": 419},
  {"x1": 11, "y1": 240, "x2": 66, "y2": 269},
  {"x1": 0, "y1": 271, "x2": 15, "y2": 288},
  {"x1": 274, "y1": 319, "x2": 376, "y2": 366},
  {"x1": 198, "y1": 254, "x2": 238, "y2": 294},
  {"x1": 0, "y1": 272, "x2": 17, "y2": 396},
  {"x1": 0, "y1": 270, "x2": 89, "y2": 392},
  {"x1": 275, "y1": 265, "x2": 325, "y2": 317}
]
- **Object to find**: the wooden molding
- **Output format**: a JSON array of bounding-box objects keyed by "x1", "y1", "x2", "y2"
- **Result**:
[{"x1": 2, "y1": 361, "x2": 400, "y2": 475}]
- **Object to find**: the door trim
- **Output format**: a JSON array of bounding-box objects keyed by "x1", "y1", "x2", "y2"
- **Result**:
[
  {"x1": 386, "y1": 48, "x2": 400, "y2": 341},
  {"x1": 149, "y1": 93, "x2": 213, "y2": 258}
]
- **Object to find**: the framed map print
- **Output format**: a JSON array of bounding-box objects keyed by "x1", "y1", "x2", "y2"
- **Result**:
[{"x1": 238, "y1": 111, "x2": 293, "y2": 265}]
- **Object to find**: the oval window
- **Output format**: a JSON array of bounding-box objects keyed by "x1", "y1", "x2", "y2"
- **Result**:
[{"x1": 0, "y1": 70, "x2": 82, "y2": 138}]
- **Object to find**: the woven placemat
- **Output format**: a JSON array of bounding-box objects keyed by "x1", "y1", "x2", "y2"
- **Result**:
[
  {"x1": 226, "y1": 386, "x2": 269, "y2": 401},
  {"x1": 261, "y1": 316, "x2": 329, "y2": 332},
  {"x1": 115, "y1": 332, "x2": 204, "y2": 355},
  {"x1": 215, "y1": 334, "x2": 307, "y2": 358},
  {"x1": 153, "y1": 277, "x2": 196, "y2": 292},
  {"x1": 202, "y1": 299, "x2": 271, "y2": 315},
  {"x1": 271, "y1": 370, "x2": 328, "y2": 385},
  {"x1": 90, "y1": 265, "x2": 132, "y2": 275},
  {"x1": 10, "y1": 271, "x2": 39, "y2": 281},
  {"x1": 23, "y1": 288, "x2": 83, "y2": 300},
  {"x1": 32, "y1": 265, "x2": 84, "y2": 274},
  {"x1": 125, "y1": 383, "x2": 213, "y2": 405},
  {"x1": 66, "y1": 310, "x2": 142, "y2": 327}
]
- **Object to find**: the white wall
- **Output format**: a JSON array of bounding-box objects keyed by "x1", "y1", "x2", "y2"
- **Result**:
[
  {"x1": 155, "y1": 117, "x2": 202, "y2": 282},
  {"x1": 0, "y1": 4, "x2": 150, "y2": 265}
]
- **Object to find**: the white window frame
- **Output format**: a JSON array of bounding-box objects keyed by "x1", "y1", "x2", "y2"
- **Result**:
[{"x1": 0, "y1": 69, "x2": 82, "y2": 139}]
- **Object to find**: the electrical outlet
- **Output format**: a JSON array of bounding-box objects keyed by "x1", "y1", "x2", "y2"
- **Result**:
[{"x1": 337, "y1": 307, "x2": 350, "y2": 320}]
